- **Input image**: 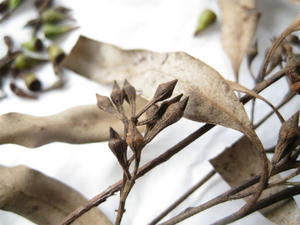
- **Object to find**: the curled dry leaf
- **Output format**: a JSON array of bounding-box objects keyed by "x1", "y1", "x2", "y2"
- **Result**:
[
  {"x1": 0, "y1": 165, "x2": 112, "y2": 225},
  {"x1": 63, "y1": 36, "x2": 269, "y2": 217},
  {"x1": 226, "y1": 79, "x2": 285, "y2": 123},
  {"x1": 218, "y1": 0, "x2": 260, "y2": 81},
  {"x1": 259, "y1": 14, "x2": 300, "y2": 79},
  {"x1": 0, "y1": 97, "x2": 147, "y2": 148},
  {"x1": 210, "y1": 136, "x2": 300, "y2": 225}
]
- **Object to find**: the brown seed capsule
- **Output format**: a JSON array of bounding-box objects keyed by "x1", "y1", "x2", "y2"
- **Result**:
[
  {"x1": 144, "y1": 97, "x2": 189, "y2": 143},
  {"x1": 96, "y1": 93, "x2": 117, "y2": 114},
  {"x1": 123, "y1": 79, "x2": 136, "y2": 104},
  {"x1": 153, "y1": 79, "x2": 178, "y2": 102},
  {"x1": 108, "y1": 127, "x2": 128, "y2": 168},
  {"x1": 111, "y1": 81, "x2": 125, "y2": 107},
  {"x1": 126, "y1": 120, "x2": 144, "y2": 156},
  {"x1": 272, "y1": 111, "x2": 300, "y2": 165}
]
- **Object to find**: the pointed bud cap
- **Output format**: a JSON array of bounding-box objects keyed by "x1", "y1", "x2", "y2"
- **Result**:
[
  {"x1": 111, "y1": 81, "x2": 125, "y2": 107},
  {"x1": 153, "y1": 79, "x2": 177, "y2": 102},
  {"x1": 96, "y1": 93, "x2": 117, "y2": 114},
  {"x1": 123, "y1": 79, "x2": 136, "y2": 104}
]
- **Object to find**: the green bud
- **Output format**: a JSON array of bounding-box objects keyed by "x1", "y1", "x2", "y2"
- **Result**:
[
  {"x1": 43, "y1": 24, "x2": 76, "y2": 39},
  {"x1": 21, "y1": 38, "x2": 44, "y2": 52},
  {"x1": 48, "y1": 45, "x2": 65, "y2": 65},
  {"x1": 21, "y1": 73, "x2": 42, "y2": 92},
  {"x1": 14, "y1": 54, "x2": 39, "y2": 70},
  {"x1": 8, "y1": 0, "x2": 22, "y2": 11},
  {"x1": 41, "y1": 8, "x2": 64, "y2": 23},
  {"x1": 194, "y1": 9, "x2": 216, "y2": 36}
]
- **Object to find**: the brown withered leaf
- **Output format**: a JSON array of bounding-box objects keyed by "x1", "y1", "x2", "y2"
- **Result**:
[
  {"x1": 63, "y1": 36, "x2": 255, "y2": 135},
  {"x1": 0, "y1": 165, "x2": 112, "y2": 225},
  {"x1": 219, "y1": 0, "x2": 260, "y2": 81},
  {"x1": 0, "y1": 97, "x2": 147, "y2": 148},
  {"x1": 210, "y1": 136, "x2": 300, "y2": 225}
]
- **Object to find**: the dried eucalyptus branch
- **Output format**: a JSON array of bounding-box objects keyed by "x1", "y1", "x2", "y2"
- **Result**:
[{"x1": 59, "y1": 65, "x2": 289, "y2": 225}]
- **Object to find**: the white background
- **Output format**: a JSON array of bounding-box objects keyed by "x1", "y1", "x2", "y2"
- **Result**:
[{"x1": 0, "y1": 0, "x2": 299, "y2": 224}]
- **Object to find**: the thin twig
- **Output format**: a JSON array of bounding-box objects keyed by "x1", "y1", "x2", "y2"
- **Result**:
[
  {"x1": 158, "y1": 161, "x2": 300, "y2": 225},
  {"x1": 148, "y1": 170, "x2": 216, "y2": 225}
]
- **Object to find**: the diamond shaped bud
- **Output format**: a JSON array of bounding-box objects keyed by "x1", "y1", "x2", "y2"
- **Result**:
[
  {"x1": 144, "y1": 97, "x2": 189, "y2": 143},
  {"x1": 108, "y1": 128, "x2": 130, "y2": 177},
  {"x1": 96, "y1": 93, "x2": 117, "y2": 114},
  {"x1": 153, "y1": 79, "x2": 177, "y2": 102},
  {"x1": 111, "y1": 81, "x2": 125, "y2": 107},
  {"x1": 126, "y1": 121, "x2": 144, "y2": 157},
  {"x1": 123, "y1": 79, "x2": 136, "y2": 104}
]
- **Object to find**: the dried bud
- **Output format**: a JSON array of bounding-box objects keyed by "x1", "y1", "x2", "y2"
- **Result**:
[
  {"x1": 96, "y1": 93, "x2": 117, "y2": 114},
  {"x1": 194, "y1": 9, "x2": 216, "y2": 36},
  {"x1": 153, "y1": 79, "x2": 177, "y2": 102},
  {"x1": 41, "y1": 8, "x2": 65, "y2": 23},
  {"x1": 21, "y1": 73, "x2": 42, "y2": 92},
  {"x1": 123, "y1": 79, "x2": 136, "y2": 104},
  {"x1": 48, "y1": 45, "x2": 65, "y2": 65},
  {"x1": 14, "y1": 54, "x2": 41, "y2": 70},
  {"x1": 272, "y1": 111, "x2": 300, "y2": 165},
  {"x1": 155, "y1": 94, "x2": 183, "y2": 118},
  {"x1": 43, "y1": 24, "x2": 77, "y2": 39},
  {"x1": 8, "y1": 0, "x2": 23, "y2": 11},
  {"x1": 108, "y1": 127, "x2": 128, "y2": 167},
  {"x1": 126, "y1": 121, "x2": 144, "y2": 155},
  {"x1": 22, "y1": 38, "x2": 44, "y2": 52},
  {"x1": 111, "y1": 81, "x2": 125, "y2": 107},
  {"x1": 144, "y1": 97, "x2": 188, "y2": 143}
]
